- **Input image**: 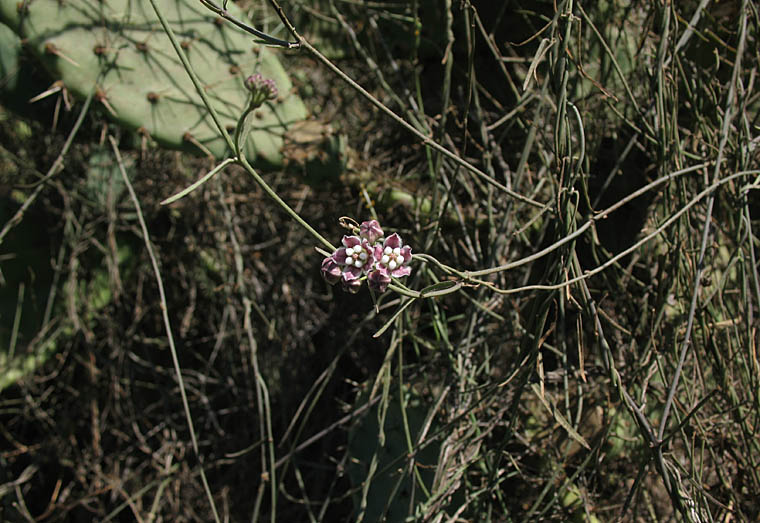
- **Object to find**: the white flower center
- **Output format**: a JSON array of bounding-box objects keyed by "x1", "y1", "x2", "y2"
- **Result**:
[
  {"x1": 381, "y1": 245, "x2": 407, "y2": 271},
  {"x1": 344, "y1": 244, "x2": 370, "y2": 268}
]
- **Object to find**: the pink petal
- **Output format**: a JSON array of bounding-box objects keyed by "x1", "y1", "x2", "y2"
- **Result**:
[
  {"x1": 320, "y1": 257, "x2": 342, "y2": 285},
  {"x1": 391, "y1": 266, "x2": 411, "y2": 278},
  {"x1": 384, "y1": 233, "x2": 402, "y2": 250},
  {"x1": 342, "y1": 235, "x2": 361, "y2": 248},
  {"x1": 341, "y1": 277, "x2": 362, "y2": 294},
  {"x1": 342, "y1": 266, "x2": 362, "y2": 280},
  {"x1": 333, "y1": 248, "x2": 346, "y2": 264},
  {"x1": 400, "y1": 246, "x2": 412, "y2": 260},
  {"x1": 360, "y1": 220, "x2": 384, "y2": 244}
]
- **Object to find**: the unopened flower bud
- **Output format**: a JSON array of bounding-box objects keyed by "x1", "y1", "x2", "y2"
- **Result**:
[
  {"x1": 368, "y1": 269, "x2": 391, "y2": 293},
  {"x1": 244, "y1": 73, "x2": 278, "y2": 109},
  {"x1": 321, "y1": 256, "x2": 342, "y2": 285}
]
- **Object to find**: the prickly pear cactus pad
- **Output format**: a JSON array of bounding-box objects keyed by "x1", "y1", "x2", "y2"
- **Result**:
[{"x1": 0, "y1": 0, "x2": 308, "y2": 166}]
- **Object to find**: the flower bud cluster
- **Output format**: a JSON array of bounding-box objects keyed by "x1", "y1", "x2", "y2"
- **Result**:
[
  {"x1": 321, "y1": 220, "x2": 412, "y2": 293},
  {"x1": 244, "y1": 73, "x2": 278, "y2": 109}
]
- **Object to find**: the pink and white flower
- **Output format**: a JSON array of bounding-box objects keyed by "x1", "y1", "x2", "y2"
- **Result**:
[
  {"x1": 320, "y1": 221, "x2": 412, "y2": 294},
  {"x1": 333, "y1": 235, "x2": 375, "y2": 277},
  {"x1": 373, "y1": 233, "x2": 412, "y2": 278},
  {"x1": 366, "y1": 233, "x2": 412, "y2": 293},
  {"x1": 321, "y1": 234, "x2": 376, "y2": 289}
]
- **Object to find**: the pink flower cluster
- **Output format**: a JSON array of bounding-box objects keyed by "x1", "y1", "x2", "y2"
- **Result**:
[{"x1": 321, "y1": 220, "x2": 412, "y2": 293}]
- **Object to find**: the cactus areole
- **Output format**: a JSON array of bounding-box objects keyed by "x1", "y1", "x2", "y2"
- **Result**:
[{"x1": 0, "y1": 0, "x2": 308, "y2": 166}]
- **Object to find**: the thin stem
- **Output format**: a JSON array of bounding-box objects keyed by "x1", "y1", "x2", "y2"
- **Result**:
[
  {"x1": 155, "y1": 0, "x2": 335, "y2": 252},
  {"x1": 0, "y1": 87, "x2": 94, "y2": 246},
  {"x1": 414, "y1": 168, "x2": 758, "y2": 299},
  {"x1": 657, "y1": 0, "x2": 748, "y2": 443},
  {"x1": 240, "y1": 0, "x2": 545, "y2": 209},
  {"x1": 160, "y1": 158, "x2": 235, "y2": 205},
  {"x1": 237, "y1": 155, "x2": 336, "y2": 251},
  {"x1": 109, "y1": 136, "x2": 221, "y2": 523},
  {"x1": 199, "y1": 0, "x2": 299, "y2": 48},
  {"x1": 148, "y1": 0, "x2": 235, "y2": 154}
]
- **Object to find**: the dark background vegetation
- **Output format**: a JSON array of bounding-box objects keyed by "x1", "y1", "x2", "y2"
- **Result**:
[{"x1": 1, "y1": 0, "x2": 759, "y2": 521}]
